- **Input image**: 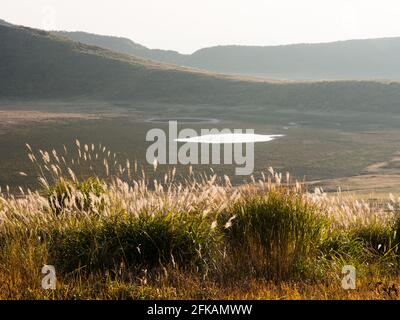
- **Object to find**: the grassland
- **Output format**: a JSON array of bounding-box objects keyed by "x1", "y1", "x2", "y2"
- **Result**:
[
  {"x1": 2, "y1": 101, "x2": 400, "y2": 193},
  {"x1": 3, "y1": 23, "x2": 400, "y2": 115},
  {"x1": 3, "y1": 19, "x2": 400, "y2": 301},
  {"x1": 1, "y1": 102, "x2": 400, "y2": 300},
  {"x1": 1, "y1": 142, "x2": 400, "y2": 300}
]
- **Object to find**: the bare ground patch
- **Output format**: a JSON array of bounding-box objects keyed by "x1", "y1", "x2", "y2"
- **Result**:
[
  {"x1": 0, "y1": 109, "x2": 138, "y2": 133},
  {"x1": 0, "y1": 110, "x2": 100, "y2": 124}
]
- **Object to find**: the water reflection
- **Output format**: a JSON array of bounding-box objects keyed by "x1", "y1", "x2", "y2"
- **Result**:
[{"x1": 175, "y1": 133, "x2": 284, "y2": 144}]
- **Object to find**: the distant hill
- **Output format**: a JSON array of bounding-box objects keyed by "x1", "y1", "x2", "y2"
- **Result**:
[
  {"x1": 1, "y1": 22, "x2": 400, "y2": 114},
  {"x1": 0, "y1": 24, "x2": 255, "y2": 103},
  {"x1": 58, "y1": 30, "x2": 400, "y2": 81},
  {"x1": 189, "y1": 39, "x2": 400, "y2": 80},
  {"x1": 55, "y1": 31, "x2": 148, "y2": 55},
  {"x1": 0, "y1": 19, "x2": 13, "y2": 27},
  {"x1": 55, "y1": 31, "x2": 186, "y2": 66}
]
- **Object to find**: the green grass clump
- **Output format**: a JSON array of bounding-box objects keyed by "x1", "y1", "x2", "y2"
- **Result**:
[
  {"x1": 318, "y1": 231, "x2": 367, "y2": 272},
  {"x1": 222, "y1": 190, "x2": 327, "y2": 280},
  {"x1": 354, "y1": 223, "x2": 398, "y2": 257},
  {"x1": 318, "y1": 221, "x2": 400, "y2": 278},
  {"x1": 48, "y1": 211, "x2": 220, "y2": 274},
  {"x1": 391, "y1": 213, "x2": 400, "y2": 252}
]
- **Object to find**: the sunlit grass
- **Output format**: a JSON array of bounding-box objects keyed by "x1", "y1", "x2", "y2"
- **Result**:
[{"x1": 0, "y1": 141, "x2": 400, "y2": 299}]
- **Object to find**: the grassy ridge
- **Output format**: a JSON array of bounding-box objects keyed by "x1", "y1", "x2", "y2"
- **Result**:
[
  {"x1": 0, "y1": 143, "x2": 400, "y2": 299},
  {"x1": 57, "y1": 29, "x2": 400, "y2": 80},
  {"x1": 2, "y1": 24, "x2": 400, "y2": 113}
]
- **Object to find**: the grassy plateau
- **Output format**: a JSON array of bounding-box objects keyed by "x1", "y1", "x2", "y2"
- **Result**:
[{"x1": 1, "y1": 141, "x2": 400, "y2": 300}]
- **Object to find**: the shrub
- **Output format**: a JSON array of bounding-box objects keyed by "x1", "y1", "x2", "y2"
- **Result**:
[{"x1": 221, "y1": 190, "x2": 327, "y2": 280}]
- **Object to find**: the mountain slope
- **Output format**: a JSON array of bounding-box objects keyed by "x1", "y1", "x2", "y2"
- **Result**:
[
  {"x1": 55, "y1": 31, "x2": 147, "y2": 55},
  {"x1": 58, "y1": 29, "x2": 400, "y2": 80},
  {"x1": 2, "y1": 23, "x2": 400, "y2": 114},
  {"x1": 189, "y1": 39, "x2": 400, "y2": 80},
  {"x1": 0, "y1": 19, "x2": 13, "y2": 27},
  {"x1": 55, "y1": 31, "x2": 186, "y2": 66},
  {"x1": 0, "y1": 24, "x2": 258, "y2": 102}
]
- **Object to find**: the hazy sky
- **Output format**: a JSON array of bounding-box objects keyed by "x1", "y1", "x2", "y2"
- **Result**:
[{"x1": 3, "y1": 0, "x2": 400, "y2": 53}]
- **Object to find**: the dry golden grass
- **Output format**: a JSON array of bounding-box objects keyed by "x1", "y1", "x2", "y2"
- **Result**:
[{"x1": 0, "y1": 141, "x2": 400, "y2": 300}]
